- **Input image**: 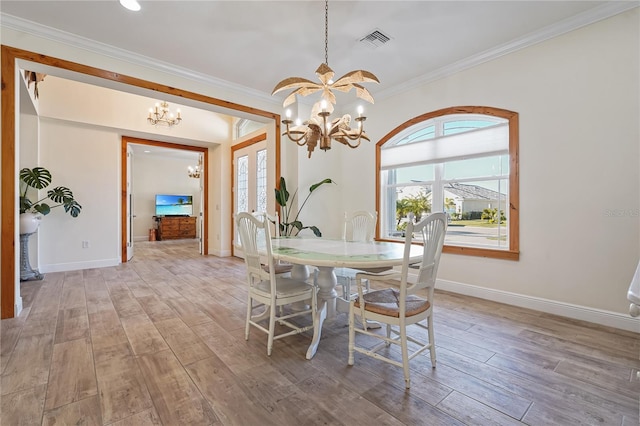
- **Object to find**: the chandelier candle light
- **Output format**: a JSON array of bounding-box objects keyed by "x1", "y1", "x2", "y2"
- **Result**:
[
  {"x1": 272, "y1": 0, "x2": 379, "y2": 158},
  {"x1": 148, "y1": 101, "x2": 182, "y2": 127}
]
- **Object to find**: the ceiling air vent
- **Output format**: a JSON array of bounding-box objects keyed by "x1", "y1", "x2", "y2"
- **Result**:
[{"x1": 359, "y1": 29, "x2": 392, "y2": 49}]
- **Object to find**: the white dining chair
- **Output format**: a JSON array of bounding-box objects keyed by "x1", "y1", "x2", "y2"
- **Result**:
[
  {"x1": 335, "y1": 211, "x2": 382, "y2": 300},
  {"x1": 236, "y1": 212, "x2": 317, "y2": 356},
  {"x1": 253, "y1": 211, "x2": 293, "y2": 276},
  {"x1": 348, "y1": 212, "x2": 448, "y2": 389}
]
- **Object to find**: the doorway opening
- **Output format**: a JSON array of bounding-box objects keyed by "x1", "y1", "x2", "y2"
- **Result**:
[
  {"x1": 1, "y1": 45, "x2": 280, "y2": 319},
  {"x1": 121, "y1": 136, "x2": 208, "y2": 263}
]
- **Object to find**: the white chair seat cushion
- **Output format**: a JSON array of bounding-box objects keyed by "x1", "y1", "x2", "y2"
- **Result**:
[
  {"x1": 256, "y1": 277, "x2": 313, "y2": 298},
  {"x1": 354, "y1": 288, "x2": 430, "y2": 318}
]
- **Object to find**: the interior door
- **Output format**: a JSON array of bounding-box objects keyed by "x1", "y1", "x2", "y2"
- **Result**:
[
  {"x1": 126, "y1": 145, "x2": 134, "y2": 261},
  {"x1": 233, "y1": 139, "x2": 268, "y2": 257},
  {"x1": 197, "y1": 153, "x2": 204, "y2": 255}
]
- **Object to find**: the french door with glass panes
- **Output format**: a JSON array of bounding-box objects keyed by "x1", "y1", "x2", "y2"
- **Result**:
[{"x1": 233, "y1": 139, "x2": 268, "y2": 255}]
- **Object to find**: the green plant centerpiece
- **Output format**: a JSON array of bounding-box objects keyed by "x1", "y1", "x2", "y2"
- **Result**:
[
  {"x1": 19, "y1": 166, "x2": 82, "y2": 219},
  {"x1": 275, "y1": 176, "x2": 335, "y2": 237}
]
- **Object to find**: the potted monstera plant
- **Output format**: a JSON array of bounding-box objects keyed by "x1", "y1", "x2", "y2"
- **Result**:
[{"x1": 19, "y1": 166, "x2": 82, "y2": 234}]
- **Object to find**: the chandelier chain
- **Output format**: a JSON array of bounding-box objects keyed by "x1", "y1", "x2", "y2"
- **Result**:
[
  {"x1": 324, "y1": 0, "x2": 329, "y2": 66},
  {"x1": 272, "y1": 0, "x2": 379, "y2": 158}
]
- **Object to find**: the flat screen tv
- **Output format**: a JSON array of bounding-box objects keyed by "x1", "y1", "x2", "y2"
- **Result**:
[{"x1": 155, "y1": 194, "x2": 193, "y2": 216}]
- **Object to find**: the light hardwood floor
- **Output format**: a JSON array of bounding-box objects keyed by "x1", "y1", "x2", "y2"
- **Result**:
[{"x1": 1, "y1": 240, "x2": 638, "y2": 425}]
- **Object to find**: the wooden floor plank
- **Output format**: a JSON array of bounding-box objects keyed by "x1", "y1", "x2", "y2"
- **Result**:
[
  {"x1": 137, "y1": 349, "x2": 218, "y2": 425},
  {"x1": 437, "y1": 390, "x2": 525, "y2": 425},
  {"x1": 362, "y1": 381, "x2": 465, "y2": 426},
  {"x1": 54, "y1": 305, "x2": 90, "y2": 343},
  {"x1": 163, "y1": 297, "x2": 214, "y2": 327},
  {"x1": 153, "y1": 317, "x2": 215, "y2": 366},
  {"x1": 42, "y1": 394, "x2": 102, "y2": 426},
  {"x1": 0, "y1": 384, "x2": 46, "y2": 425},
  {"x1": 120, "y1": 314, "x2": 169, "y2": 356},
  {"x1": 93, "y1": 340, "x2": 154, "y2": 424},
  {"x1": 44, "y1": 337, "x2": 97, "y2": 411},
  {"x1": 1, "y1": 333, "x2": 54, "y2": 395},
  {"x1": 108, "y1": 407, "x2": 163, "y2": 426},
  {"x1": 136, "y1": 294, "x2": 179, "y2": 322},
  {"x1": 2, "y1": 239, "x2": 638, "y2": 425},
  {"x1": 186, "y1": 355, "x2": 281, "y2": 425},
  {"x1": 486, "y1": 352, "x2": 635, "y2": 421}
]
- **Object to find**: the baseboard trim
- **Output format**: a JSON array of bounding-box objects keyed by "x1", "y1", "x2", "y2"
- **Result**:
[
  {"x1": 208, "y1": 249, "x2": 232, "y2": 257},
  {"x1": 437, "y1": 279, "x2": 640, "y2": 333},
  {"x1": 15, "y1": 297, "x2": 23, "y2": 317},
  {"x1": 40, "y1": 258, "x2": 120, "y2": 273}
]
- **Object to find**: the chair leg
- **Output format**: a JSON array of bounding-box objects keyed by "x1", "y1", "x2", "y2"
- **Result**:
[
  {"x1": 245, "y1": 296, "x2": 252, "y2": 340},
  {"x1": 400, "y1": 325, "x2": 411, "y2": 389},
  {"x1": 345, "y1": 277, "x2": 369, "y2": 300},
  {"x1": 267, "y1": 302, "x2": 276, "y2": 356},
  {"x1": 427, "y1": 314, "x2": 436, "y2": 367},
  {"x1": 343, "y1": 279, "x2": 351, "y2": 300},
  {"x1": 385, "y1": 324, "x2": 392, "y2": 346},
  {"x1": 348, "y1": 302, "x2": 355, "y2": 365}
]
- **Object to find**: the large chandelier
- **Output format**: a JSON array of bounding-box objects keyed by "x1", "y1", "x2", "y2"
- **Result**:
[
  {"x1": 148, "y1": 101, "x2": 182, "y2": 127},
  {"x1": 272, "y1": 0, "x2": 379, "y2": 158}
]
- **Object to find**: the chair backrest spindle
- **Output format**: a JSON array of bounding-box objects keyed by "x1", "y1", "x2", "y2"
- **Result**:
[
  {"x1": 401, "y1": 212, "x2": 447, "y2": 295},
  {"x1": 237, "y1": 212, "x2": 274, "y2": 284},
  {"x1": 343, "y1": 211, "x2": 377, "y2": 242}
]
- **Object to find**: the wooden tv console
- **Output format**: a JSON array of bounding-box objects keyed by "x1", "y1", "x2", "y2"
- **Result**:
[{"x1": 155, "y1": 216, "x2": 197, "y2": 240}]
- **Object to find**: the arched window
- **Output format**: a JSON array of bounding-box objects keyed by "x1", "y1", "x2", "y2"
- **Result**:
[{"x1": 377, "y1": 106, "x2": 519, "y2": 260}]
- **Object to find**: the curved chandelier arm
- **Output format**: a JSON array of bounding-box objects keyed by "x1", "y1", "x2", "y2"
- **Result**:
[{"x1": 282, "y1": 120, "x2": 310, "y2": 145}]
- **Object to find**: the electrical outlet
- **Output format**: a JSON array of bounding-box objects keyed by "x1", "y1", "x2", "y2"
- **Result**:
[{"x1": 82, "y1": 240, "x2": 90, "y2": 248}]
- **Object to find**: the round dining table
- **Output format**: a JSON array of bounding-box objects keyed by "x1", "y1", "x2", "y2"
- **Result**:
[{"x1": 271, "y1": 237, "x2": 423, "y2": 359}]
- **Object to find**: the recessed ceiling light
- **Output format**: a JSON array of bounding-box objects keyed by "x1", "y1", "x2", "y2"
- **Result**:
[
  {"x1": 144, "y1": 150, "x2": 151, "y2": 153},
  {"x1": 119, "y1": 0, "x2": 141, "y2": 12}
]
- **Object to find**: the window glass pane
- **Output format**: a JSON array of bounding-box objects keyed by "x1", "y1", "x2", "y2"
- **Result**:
[
  {"x1": 237, "y1": 155, "x2": 248, "y2": 213},
  {"x1": 445, "y1": 179, "x2": 509, "y2": 249},
  {"x1": 386, "y1": 184, "x2": 432, "y2": 239},
  {"x1": 444, "y1": 119, "x2": 495, "y2": 135},
  {"x1": 443, "y1": 155, "x2": 509, "y2": 180},
  {"x1": 394, "y1": 164, "x2": 435, "y2": 184},
  {"x1": 256, "y1": 149, "x2": 267, "y2": 213},
  {"x1": 392, "y1": 125, "x2": 435, "y2": 146}
]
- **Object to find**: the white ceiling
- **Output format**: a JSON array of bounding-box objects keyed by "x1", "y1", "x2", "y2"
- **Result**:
[{"x1": 2, "y1": 1, "x2": 635, "y2": 107}]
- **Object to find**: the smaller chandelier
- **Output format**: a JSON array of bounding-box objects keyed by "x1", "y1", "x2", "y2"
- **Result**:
[
  {"x1": 188, "y1": 155, "x2": 202, "y2": 179},
  {"x1": 148, "y1": 101, "x2": 182, "y2": 127}
]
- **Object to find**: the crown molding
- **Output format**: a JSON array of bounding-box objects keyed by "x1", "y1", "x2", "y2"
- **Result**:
[
  {"x1": 376, "y1": 1, "x2": 639, "y2": 100},
  {"x1": 0, "y1": 13, "x2": 276, "y2": 106},
  {"x1": 2, "y1": 2, "x2": 637, "y2": 105}
]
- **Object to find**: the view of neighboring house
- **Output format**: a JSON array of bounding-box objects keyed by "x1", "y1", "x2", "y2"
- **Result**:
[{"x1": 443, "y1": 183, "x2": 506, "y2": 218}]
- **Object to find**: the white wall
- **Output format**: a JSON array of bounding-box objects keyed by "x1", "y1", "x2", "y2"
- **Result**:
[
  {"x1": 38, "y1": 119, "x2": 121, "y2": 272},
  {"x1": 133, "y1": 154, "x2": 201, "y2": 240},
  {"x1": 337, "y1": 9, "x2": 639, "y2": 320}
]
